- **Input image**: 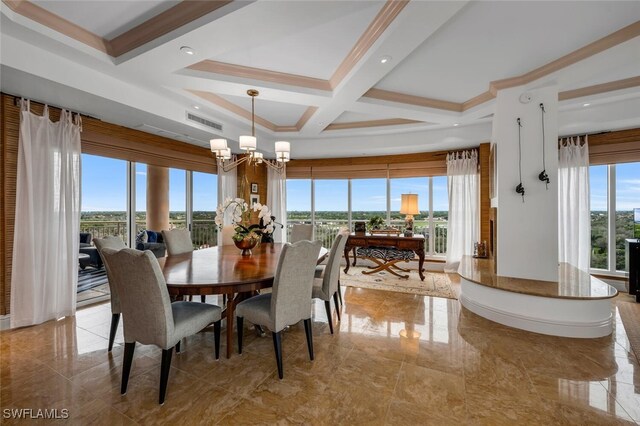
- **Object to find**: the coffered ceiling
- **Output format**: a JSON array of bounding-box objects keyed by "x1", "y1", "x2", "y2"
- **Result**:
[{"x1": 1, "y1": 0, "x2": 640, "y2": 158}]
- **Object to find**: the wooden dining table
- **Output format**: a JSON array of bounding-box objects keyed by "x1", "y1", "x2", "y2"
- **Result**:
[{"x1": 158, "y1": 243, "x2": 328, "y2": 358}]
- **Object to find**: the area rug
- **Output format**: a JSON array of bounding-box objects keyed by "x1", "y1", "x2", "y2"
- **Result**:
[
  {"x1": 341, "y1": 266, "x2": 457, "y2": 299},
  {"x1": 617, "y1": 298, "x2": 640, "y2": 364}
]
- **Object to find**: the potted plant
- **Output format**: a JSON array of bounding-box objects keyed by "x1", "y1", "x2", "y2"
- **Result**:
[
  {"x1": 368, "y1": 215, "x2": 385, "y2": 232},
  {"x1": 215, "y1": 198, "x2": 275, "y2": 255}
]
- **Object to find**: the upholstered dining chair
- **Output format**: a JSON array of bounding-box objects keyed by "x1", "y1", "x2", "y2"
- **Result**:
[
  {"x1": 236, "y1": 240, "x2": 322, "y2": 379},
  {"x1": 315, "y1": 229, "x2": 349, "y2": 307},
  {"x1": 290, "y1": 224, "x2": 313, "y2": 243},
  {"x1": 162, "y1": 229, "x2": 193, "y2": 256},
  {"x1": 93, "y1": 236, "x2": 126, "y2": 352},
  {"x1": 313, "y1": 233, "x2": 348, "y2": 334},
  {"x1": 101, "y1": 248, "x2": 222, "y2": 404}
]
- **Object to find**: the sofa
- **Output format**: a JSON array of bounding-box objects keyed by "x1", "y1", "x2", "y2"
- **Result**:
[
  {"x1": 79, "y1": 232, "x2": 103, "y2": 269},
  {"x1": 136, "y1": 230, "x2": 166, "y2": 258}
]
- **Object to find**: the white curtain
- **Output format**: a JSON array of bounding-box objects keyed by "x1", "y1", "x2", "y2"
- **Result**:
[
  {"x1": 267, "y1": 168, "x2": 287, "y2": 243},
  {"x1": 445, "y1": 150, "x2": 479, "y2": 272},
  {"x1": 11, "y1": 101, "x2": 82, "y2": 328},
  {"x1": 217, "y1": 166, "x2": 237, "y2": 246},
  {"x1": 558, "y1": 136, "x2": 590, "y2": 272}
]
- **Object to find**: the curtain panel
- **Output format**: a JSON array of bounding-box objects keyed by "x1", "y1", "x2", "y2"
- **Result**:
[
  {"x1": 10, "y1": 101, "x2": 82, "y2": 328},
  {"x1": 267, "y1": 168, "x2": 287, "y2": 243},
  {"x1": 558, "y1": 136, "x2": 591, "y2": 272},
  {"x1": 216, "y1": 166, "x2": 237, "y2": 246},
  {"x1": 445, "y1": 150, "x2": 479, "y2": 272}
]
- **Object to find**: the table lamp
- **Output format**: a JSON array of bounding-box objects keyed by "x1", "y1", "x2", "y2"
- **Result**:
[{"x1": 400, "y1": 194, "x2": 419, "y2": 236}]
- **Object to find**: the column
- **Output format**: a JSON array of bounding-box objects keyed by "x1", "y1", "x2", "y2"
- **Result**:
[
  {"x1": 146, "y1": 165, "x2": 170, "y2": 231},
  {"x1": 492, "y1": 85, "x2": 559, "y2": 282}
]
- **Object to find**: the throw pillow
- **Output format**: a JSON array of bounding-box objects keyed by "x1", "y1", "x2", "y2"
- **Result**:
[
  {"x1": 136, "y1": 230, "x2": 148, "y2": 244},
  {"x1": 146, "y1": 230, "x2": 157, "y2": 243}
]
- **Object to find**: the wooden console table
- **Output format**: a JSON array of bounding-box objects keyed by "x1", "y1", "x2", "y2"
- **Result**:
[{"x1": 344, "y1": 233, "x2": 426, "y2": 281}]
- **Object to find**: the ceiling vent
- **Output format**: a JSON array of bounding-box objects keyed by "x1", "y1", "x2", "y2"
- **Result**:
[{"x1": 186, "y1": 112, "x2": 223, "y2": 132}]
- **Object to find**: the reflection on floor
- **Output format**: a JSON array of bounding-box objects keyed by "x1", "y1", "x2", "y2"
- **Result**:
[{"x1": 1, "y1": 287, "x2": 639, "y2": 424}]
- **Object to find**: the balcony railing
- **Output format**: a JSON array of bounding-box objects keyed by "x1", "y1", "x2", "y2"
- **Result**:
[
  {"x1": 286, "y1": 219, "x2": 447, "y2": 255},
  {"x1": 80, "y1": 219, "x2": 218, "y2": 248}
]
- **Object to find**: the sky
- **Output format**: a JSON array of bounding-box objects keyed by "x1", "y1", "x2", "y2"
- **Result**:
[{"x1": 81, "y1": 154, "x2": 638, "y2": 213}]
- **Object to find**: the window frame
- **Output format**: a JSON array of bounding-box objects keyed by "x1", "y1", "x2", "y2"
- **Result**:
[
  {"x1": 589, "y1": 162, "x2": 636, "y2": 277},
  {"x1": 286, "y1": 176, "x2": 448, "y2": 259}
]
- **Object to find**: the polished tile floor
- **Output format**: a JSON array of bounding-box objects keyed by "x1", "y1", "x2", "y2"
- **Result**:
[{"x1": 1, "y1": 286, "x2": 639, "y2": 425}]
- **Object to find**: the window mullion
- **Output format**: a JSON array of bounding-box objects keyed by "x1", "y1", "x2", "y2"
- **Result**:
[
  {"x1": 429, "y1": 177, "x2": 434, "y2": 256},
  {"x1": 608, "y1": 164, "x2": 616, "y2": 273},
  {"x1": 348, "y1": 179, "x2": 352, "y2": 231}
]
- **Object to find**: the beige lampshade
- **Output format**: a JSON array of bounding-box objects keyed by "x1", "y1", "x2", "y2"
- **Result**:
[{"x1": 400, "y1": 194, "x2": 419, "y2": 215}]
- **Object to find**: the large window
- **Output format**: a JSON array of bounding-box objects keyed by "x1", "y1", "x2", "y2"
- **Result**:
[
  {"x1": 169, "y1": 168, "x2": 187, "y2": 230},
  {"x1": 80, "y1": 154, "x2": 128, "y2": 242},
  {"x1": 287, "y1": 176, "x2": 449, "y2": 257},
  {"x1": 351, "y1": 178, "x2": 386, "y2": 221},
  {"x1": 590, "y1": 162, "x2": 640, "y2": 274},
  {"x1": 315, "y1": 179, "x2": 348, "y2": 248},
  {"x1": 192, "y1": 171, "x2": 218, "y2": 248},
  {"x1": 286, "y1": 179, "x2": 312, "y2": 242}
]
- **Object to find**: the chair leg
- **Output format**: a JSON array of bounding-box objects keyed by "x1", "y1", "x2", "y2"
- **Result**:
[
  {"x1": 272, "y1": 331, "x2": 284, "y2": 379},
  {"x1": 237, "y1": 317, "x2": 244, "y2": 354},
  {"x1": 121, "y1": 342, "x2": 135, "y2": 395},
  {"x1": 159, "y1": 348, "x2": 173, "y2": 405},
  {"x1": 324, "y1": 300, "x2": 334, "y2": 334},
  {"x1": 333, "y1": 292, "x2": 341, "y2": 322},
  {"x1": 108, "y1": 313, "x2": 120, "y2": 352},
  {"x1": 303, "y1": 318, "x2": 314, "y2": 361},
  {"x1": 175, "y1": 340, "x2": 181, "y2": 353},
  {"x1": 337, "y1": 280, "x2": 343, "y2": 306},
  {"x1": 201, "y1": 295, "x2": 206, "y2": 303},
  {"x1": 214, "y1": 320, "x2": 221, "y2": 360}
]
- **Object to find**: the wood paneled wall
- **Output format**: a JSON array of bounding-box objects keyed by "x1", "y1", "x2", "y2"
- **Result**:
[{"x1": 478, "y1": 143, "x2": 491, "y2": 246}]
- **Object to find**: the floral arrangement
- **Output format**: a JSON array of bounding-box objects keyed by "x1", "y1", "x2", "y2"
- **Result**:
[{"x1": 215, "y1": 197, "x2": 275, "y2": 242}]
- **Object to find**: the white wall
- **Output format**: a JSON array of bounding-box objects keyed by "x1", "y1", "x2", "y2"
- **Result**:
[{"x1": 493, "y1": 85, "x2": 559, "y2": 282}]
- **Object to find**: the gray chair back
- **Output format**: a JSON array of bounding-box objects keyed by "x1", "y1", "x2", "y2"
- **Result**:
[
  {"x1": 321, "y1": 233, "x2": 348, "y2": 296},
  {"x1": 162, "y1": 229, "x2": 193, "y2": 256},
  {"x1": 93, "y1": 236, "x2": 126, "y2": 313},
  {"x1": 290, "y1": 224, "x2": 313, "y2": 243},
  {"x1": 271, "y1": 240, "x2": 322, "y2": 332},
  {"x1": 100, "y1": 248, "x2": 174, "y2": 348}
]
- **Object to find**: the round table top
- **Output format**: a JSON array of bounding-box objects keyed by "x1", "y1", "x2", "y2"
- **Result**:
[{"x1": 158, "y1": 243, "x2": 328, "y2": 295}]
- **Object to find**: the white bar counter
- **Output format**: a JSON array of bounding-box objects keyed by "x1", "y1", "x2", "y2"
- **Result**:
[{"x1": 458, "y1": 256, "x2": 617, "y2": 338}]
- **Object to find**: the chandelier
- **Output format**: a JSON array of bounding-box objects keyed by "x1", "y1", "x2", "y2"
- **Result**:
[{"x1": 209, "y1": 89, "x2": 290, "y2": 174}]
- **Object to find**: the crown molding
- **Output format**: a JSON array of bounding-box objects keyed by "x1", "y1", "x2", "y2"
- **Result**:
[
  {"x1": 329, "y1": 0, "x2": 408, "y2": 89},
  {"x1": 559, "y1": 75, "x2": 640, "y2": 101},
  {"x1": 324, "y1": 118, "x2": 423, "y2": 131},
  {"x1": 187, "y1": 61, "x2": 332, "y2": 91}
]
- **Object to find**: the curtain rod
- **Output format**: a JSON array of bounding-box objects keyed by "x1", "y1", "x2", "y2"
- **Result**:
[
  {"x1": 7, "y1": 93, "x2": 98, "y2": 120},
  {"x1": 558, "y1": 130, "x2": 609, "y2": 139}
]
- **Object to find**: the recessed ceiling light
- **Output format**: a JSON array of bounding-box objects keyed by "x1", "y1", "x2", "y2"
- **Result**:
[
  {"x1": 583, "y1": 103, "x2": 591, "y2": 107},
  {"x1": 380, "y1": 55, "x2": 392, "y2": 64},
  {"x1": 193, "y1": 105, "x2": 200, "y2": 110},
  {"x1": 180, "y1": 46, "x2": 195, "y2": 55},
  {"x1": 453, "y1": 123, "x2": 459, "y2": 127}
]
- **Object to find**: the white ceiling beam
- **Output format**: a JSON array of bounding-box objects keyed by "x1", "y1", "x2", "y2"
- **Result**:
[{"x1": 299, "y1": 1, "x2": 469, "y2": 136}]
